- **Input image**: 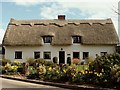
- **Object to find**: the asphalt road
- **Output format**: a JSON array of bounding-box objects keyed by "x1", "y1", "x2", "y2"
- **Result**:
[{"x1": 0, "y1": 78, "x2": 71, "y2": 90}]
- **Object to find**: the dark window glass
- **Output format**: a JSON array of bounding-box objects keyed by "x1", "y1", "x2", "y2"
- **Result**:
[
  {"x1": 72, "y1": 36, "x2": 81, "y2": 43},
  {"x1": 73, "y1": 52, "x2": 79, "y2": 58},
  {"x1": 43, "y1": 36, "x2": 52, "y2": 43},
  {"x1": 15, "y1": 51, "x2": 22, "y2": 59},
  {"x1": 44, "y1": 52, "x2": 51, "y2": 59},
  {"x1": 101, "y1": 52, "x2": 107, "y2": 56},
  {"x1": 34, "y1": 52, "x2": 40, "y2": 59},
  {"x1": 83, "y1": 52, "x2": 89, "y2": 59}
]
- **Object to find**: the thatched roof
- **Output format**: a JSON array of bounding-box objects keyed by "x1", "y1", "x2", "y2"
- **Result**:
[{"x1": 2, "y1": 18, "x2": 119, "y2": 46}]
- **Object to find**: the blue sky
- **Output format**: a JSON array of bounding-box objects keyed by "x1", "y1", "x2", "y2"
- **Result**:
[{"x1": 0, "y1": 0, "x2": 119, "y2": 43}]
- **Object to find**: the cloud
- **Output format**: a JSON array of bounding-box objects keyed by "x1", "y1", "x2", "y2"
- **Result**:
[
  {"x1": 2, "y1": 0, "x2": 119, "y2": 35},
  {"x1": 40, "y1": 3, "x2": 68, "y2": 19}
]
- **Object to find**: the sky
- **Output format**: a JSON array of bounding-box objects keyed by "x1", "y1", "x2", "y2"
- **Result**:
[{"x1": 0, "y1": 0, "x2": 120, "y2": 44}]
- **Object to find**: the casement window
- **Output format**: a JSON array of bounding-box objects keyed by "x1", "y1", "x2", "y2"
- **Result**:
[
  {"x1": 44, "y1": 52, "x2": 51, "y2": 59},
  {"x1": 34, "y1": 52, "x2": 40, "y2": 59},
  {"x1": 73, "y1": 52, "x2": 80, "y2": 58},
  {"x1": 15, "y1": 51, "x2": 22, "y2": 59},
  {"x1": 72, "y1": 36, "x2": 81, "y2": 43},
  {"x1": 83, "y1": 52, "x2": 89, "y2": 59},
  {"x1": 101, "y1": 52, "x2": 107, "y2": 56},
  {"x1": 43, "y1": 36, "x2": 52, "y2": 43}
]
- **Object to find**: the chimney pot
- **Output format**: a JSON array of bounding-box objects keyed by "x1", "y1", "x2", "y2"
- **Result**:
[{"x1": 58, "y1": 15, "x2": 65, "y2": 20}]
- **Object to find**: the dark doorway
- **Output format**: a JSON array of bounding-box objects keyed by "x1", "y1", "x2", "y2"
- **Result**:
[{"x1": 59, "y1": 51, "x2": 65, "y2": 64}]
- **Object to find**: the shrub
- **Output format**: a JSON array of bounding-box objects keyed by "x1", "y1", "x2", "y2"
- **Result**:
[
  {"x1": 26, "y1": 58, "x2": 35, "y2": 66},
  {"x1": 35, "y1": 58, "x2": 45, "y2": 65},
  {"x1": 53, "y1": 57, "x2": 58, "y2": 63},
  {"x1": 89, "y1": 53, "x2": 120, "y2": 74},
  {"x1": 86, "y1": 57, "x2": 94, "y2": 64},
  {"x1": 72, "y1": 72, "x2": 83, "y2": 84},
  {"x1": 73, "y1": 58, "x2": 80, "y2": 65},
  {"x1": 44, "y1": 60, "x2": 54, "y2": 66},
  {"x1": 12, "y1": 60, "x2": 21, "y2": 66},
  {"x1": 44, "y1": 65, "x2": 61, "y2": 82},
  {"x1": 110, "y1": 64, "x2": 120, "y2": 87},
  {"x1": 89, "y1": 53, "x2": 120, "y2": 88},
  {"x1": 1, "y1": 59, "x2": 11, "y2": 66},
  {"x1": 26, "y1": 66, "x2": 39, "y2": 79}
]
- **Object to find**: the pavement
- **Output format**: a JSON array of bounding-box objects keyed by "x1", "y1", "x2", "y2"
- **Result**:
[
  {"x1": 0, "y1": 77, "x2": 70, "y2": 90},
  {"x1": 0, "y1": 75, "x2": 118, "y2": 90}
]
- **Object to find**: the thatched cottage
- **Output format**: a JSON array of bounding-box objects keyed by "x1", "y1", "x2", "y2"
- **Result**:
[{"x1": 2, "y1": 15, "x2": 119, "y2": 63}]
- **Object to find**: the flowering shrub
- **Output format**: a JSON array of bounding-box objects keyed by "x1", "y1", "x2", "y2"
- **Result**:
[
  {"x1": 13, "y1": 60, "x2": 21, "y2": 66},
  {"x1": 11, "y1": 66, "x2": 18, "y2": 72},
  {"x1": 73, "y1": 58, "x2": 80, "y2": 65},
  {"x1": 89, "y1": 53, "x2": 120, "y2": 88},
  {"x1": 44, "y1": 65, "x2": 61, "y2": 82},
  {"x1": 1, "y1": 59, "x2": 11, "y2": 66},
  {"x1": 4, "y1": 63, "x2": 11, "y2": 72},
  {"x1": 110, "y1": 64, "x2": 120, "y2": 88},
  {"x1": 37, "y1": 65, "x2": 46, "y2": 75},
  {"x1": 2, "y1": 53, "x2": 120, "y2": 89}
]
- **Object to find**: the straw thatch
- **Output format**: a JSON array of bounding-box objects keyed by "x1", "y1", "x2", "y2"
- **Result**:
[{"x1": 2, "y1": 18, "x2": 119, "y2": 46}]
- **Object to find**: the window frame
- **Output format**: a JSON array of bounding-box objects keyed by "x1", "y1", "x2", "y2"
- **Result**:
[
  {"x1": 72, "y1": 36, "x2": 81, "y2": 43},
  {"x1": 43, "y1": 36, "x2": 52, "y2": 43},
  {"x1": 44, "y1": 52, "x2": 51, "y2": 59},
  {"x1": 34, "y1": 51, "x2": 40, "y2": 59},
  {"x1": 15, "y1": 51, "x2": 22, "y2": 59},
  {"x1": 73, "y1": 52, "x2": 80, "y2": 59},
  {"x1": 83, "y1": 52, "x2": 89, "y2": 59},
  {"x1": 101, "y1": 52, "x2": 107, "y2": 56}
]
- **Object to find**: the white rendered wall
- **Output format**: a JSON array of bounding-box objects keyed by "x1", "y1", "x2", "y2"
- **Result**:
[{"x1": 4, "y1": 44, "x2": 116, "y2": 63}]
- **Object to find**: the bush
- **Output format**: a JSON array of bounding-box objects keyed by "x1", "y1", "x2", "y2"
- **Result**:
[
  {"x1": 89, "y1": 53, "x2": 120, "y2": 88},
  {"x1": 26, "y1": 66, "x2": 39, "y2": 79},
  {"x1": 53, "y1": 57, "x2": 58, "y2": 64},
  {"x1": 35, "y1": 58, "x2": 45, "y2": 65},
  {"x1": 110, "y1": 64, "x2": 120, "y2": 87},
  {"x1": 26, "y1": 58, "x2": 35, "y2": 66},
  {"x1": 44, "y1": 61, "x2": 54, "y2": 66},
  {"x1": 12, "y1": 60, "x2": 21, "y2": 66},
  {"x1": 86, "y1": 57, "x2": 94, "y2": 64},
  {"x1": 73, "y1": 58, "x2": 80, "y2": 65},
  {"x1": 1, "y1": 59, "x2": 11, "y2": 66},
  {"x1": 89, "y1": 53, "x2": 120, "y2": 74}
]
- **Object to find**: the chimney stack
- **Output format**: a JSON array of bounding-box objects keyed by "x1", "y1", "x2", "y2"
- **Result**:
[{"x1": 58, "y1": 15, "x2": 65, "y2": 20}]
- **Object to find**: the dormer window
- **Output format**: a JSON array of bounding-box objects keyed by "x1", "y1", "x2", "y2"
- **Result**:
[
  {"x1": 72, "y1": 36, "x2": 81, "y2": 43},
  {"x1": 43, "y1": 36, "x2": 52, "y2": 43}
]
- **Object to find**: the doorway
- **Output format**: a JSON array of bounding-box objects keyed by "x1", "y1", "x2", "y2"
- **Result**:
[{"x1": 59, "y1": 51, "x2": 65, "y2": 64}]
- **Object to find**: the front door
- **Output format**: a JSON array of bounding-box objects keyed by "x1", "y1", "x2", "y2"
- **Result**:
[{"x1": 59, "y1": 51, "x2": 65, "y2": 64}]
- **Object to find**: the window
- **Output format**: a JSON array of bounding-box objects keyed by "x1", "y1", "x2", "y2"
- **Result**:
[
  {"x1": 34, "y1": 52, "x2": 40, "y2": 59},
  {"x1": 44, "y1": 52, "x2": 51, "y2": 59},
  {"x1": 15, "y1": 51, "x2": 22, "y2": 59},
  {"x1": 101, "y1": 52, "x2": 107, "y2": 56},
  {"x1": 83, "y1": 52, "x2": 89, "y2": 59},
  {"x1": 43, "y1": 36, "x2": 52, "y2": 43},
  {"x1": 73, "y1": 52, "x2": 79, "y2": 58},
  {"x1": 72, "y1": 36, "x2": 81, "y2": 43}
]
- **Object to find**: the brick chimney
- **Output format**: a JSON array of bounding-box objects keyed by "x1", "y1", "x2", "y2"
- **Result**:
[{"x1": 58, "y1": 15, "x2": 65, "y2": 20}]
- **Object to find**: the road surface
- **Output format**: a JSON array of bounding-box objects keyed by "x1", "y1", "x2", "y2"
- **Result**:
[{"x1": 0, "y1": 77, "x2": 70, "y2": 90}]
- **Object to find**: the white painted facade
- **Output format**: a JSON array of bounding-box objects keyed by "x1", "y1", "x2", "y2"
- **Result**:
[
  {"x1": 4, "y1": 44, "x2": 116, "y2": 63},
  {"x1": 0, "y1": 46, "x2": 2, "y2": 60}
]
